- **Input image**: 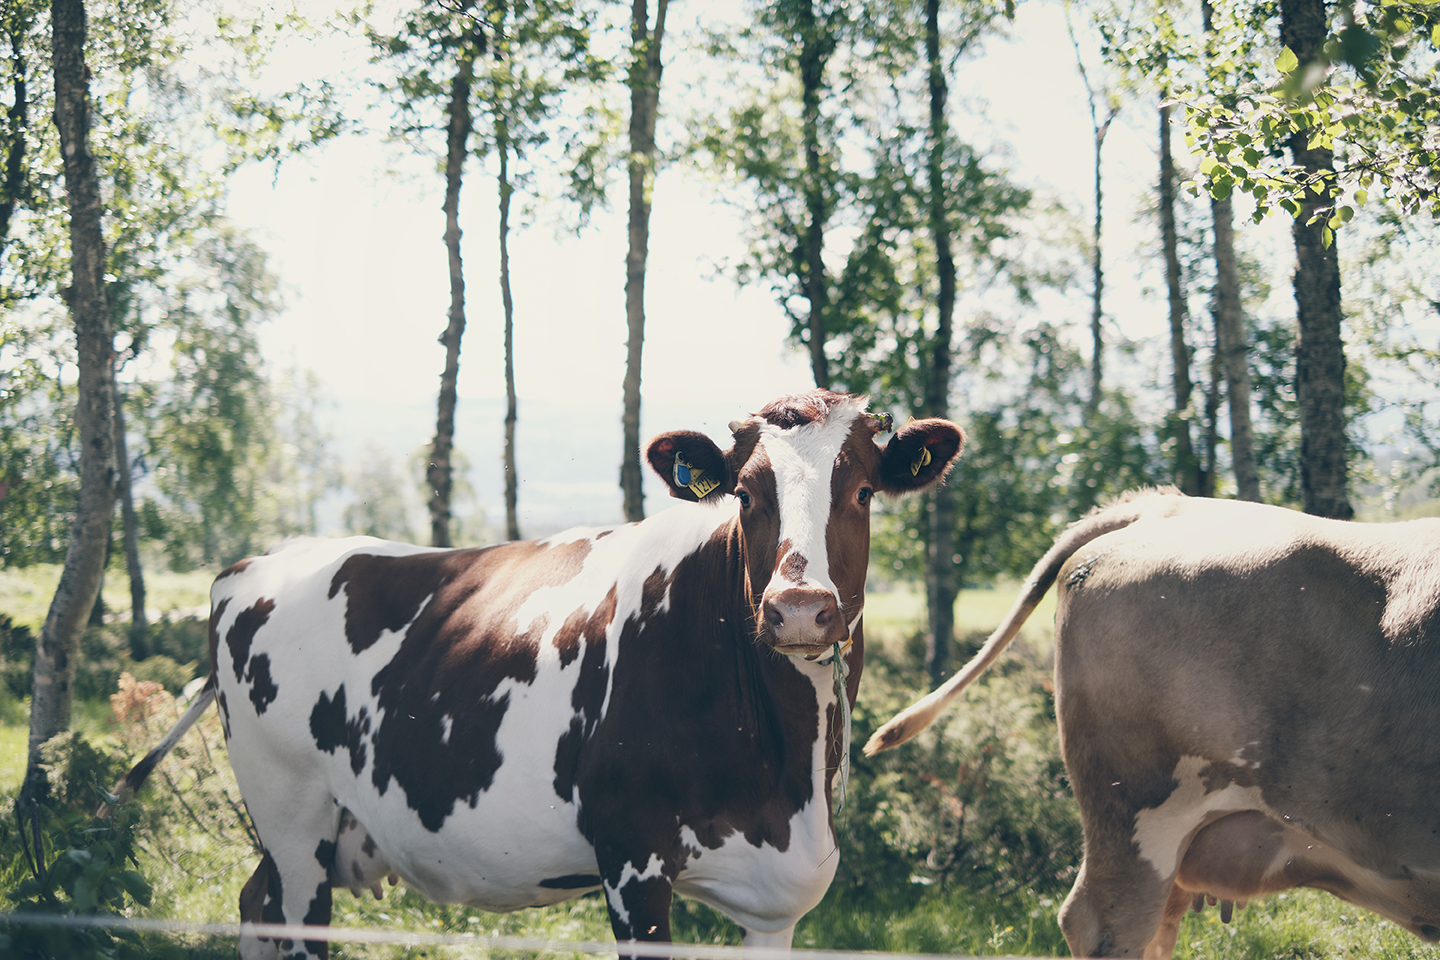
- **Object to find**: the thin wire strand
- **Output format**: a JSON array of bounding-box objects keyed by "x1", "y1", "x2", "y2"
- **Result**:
[{"x1": 0, "y1": 912, "x2": 1032, "y2": 960}]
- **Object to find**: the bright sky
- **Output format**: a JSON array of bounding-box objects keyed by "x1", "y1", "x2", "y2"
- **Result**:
[
  {"x1": 232, "y1": 0, "x2": 1165, "y2": 404},
  {"x1": 223, "y1": 0, "x2": 1203, "y2": 529}
]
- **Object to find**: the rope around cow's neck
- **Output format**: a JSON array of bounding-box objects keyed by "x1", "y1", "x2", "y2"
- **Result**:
[{"x1": 831, "y1": 638, "x2": 852, "y2": 811}]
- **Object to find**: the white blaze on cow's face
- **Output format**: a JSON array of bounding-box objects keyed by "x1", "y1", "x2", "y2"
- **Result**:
[{"x1": 740, "y1": 398, "x2": 868, "y2": 657}]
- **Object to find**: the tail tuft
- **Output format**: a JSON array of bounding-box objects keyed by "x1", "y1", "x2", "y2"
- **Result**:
[{"x1": 96, "y1": 678, "x2": 217, "y2": 819}]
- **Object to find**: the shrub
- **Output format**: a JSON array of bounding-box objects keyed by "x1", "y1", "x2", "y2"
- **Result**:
[
  {"x1": 838, "y1": 631, "x2": 1081, "y2": 900},
  {"x1": 0, "y1": 734, "x2": 150, "y2": 960},
  {"x1": 0, "y1": 614, "x2": 35, "y2": 711},
  {"x1": 74, "y1": 622, "x2": 203, "y2": 702}
]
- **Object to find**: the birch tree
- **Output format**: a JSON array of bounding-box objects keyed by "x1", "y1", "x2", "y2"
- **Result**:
[{"x1": 24, "y1": 0, "x2": 115, "y2": 800}]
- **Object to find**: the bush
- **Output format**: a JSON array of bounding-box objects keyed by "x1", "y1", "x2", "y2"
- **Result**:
[
  {"x1": 0, "y1": 614, "x2": 35, "y2": 711},
  {"x1": 837, "y1": 631, "x2": 1081, "y2": 901},
  {"x1": 74, "y1": 621, "x2": 204, "y2": 702},
  {"x1": 0, "y1": 734, "x2": 151, "y2": 960}
]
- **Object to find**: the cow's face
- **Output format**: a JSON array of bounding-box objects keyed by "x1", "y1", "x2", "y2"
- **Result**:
[{"x1": 647, "y1": 391, "x2": 964, "y2": 659}]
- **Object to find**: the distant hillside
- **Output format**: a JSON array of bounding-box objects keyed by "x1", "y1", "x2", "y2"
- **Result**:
[{"x1": 323, "y1": 393, "x2": 765, "y2": 538}]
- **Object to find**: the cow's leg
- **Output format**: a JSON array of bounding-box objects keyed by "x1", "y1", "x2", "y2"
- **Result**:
[
  {"x1": 741, "y1": 925, "x2": 796, "y2": 950},
  {"x1": 596, "y1": 845, "x2": 677, "y2": 948},
  {"x1": 1057, "y1": 851, "x2": 1175, "y2": 958},
  {"x1": 1142, "y1": 882, "x2": 1192, "y2": 960},
  {"x1": 238, "y1": 852, "x2": 280, "y2": 960},
  {"x1": 238, "y1": 803, "x2": 342, "y2": 960}
]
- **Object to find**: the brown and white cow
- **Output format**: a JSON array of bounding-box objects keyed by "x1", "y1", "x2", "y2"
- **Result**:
[
  {"x1": 867, "y1": 489, "x2": 1440, "y2": 958},
  {"x1": 111, "y1": 391, "x2": 962, "y2": 959}
]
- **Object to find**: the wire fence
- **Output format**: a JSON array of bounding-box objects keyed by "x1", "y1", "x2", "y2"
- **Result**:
[{"x1": 0, "y1": 912, "x2": 1028, "y2": 960}]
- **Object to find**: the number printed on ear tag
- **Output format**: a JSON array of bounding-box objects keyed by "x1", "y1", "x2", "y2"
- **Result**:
[{"x1": 674, "y1": 454, "x2": 720, "y2": 498}]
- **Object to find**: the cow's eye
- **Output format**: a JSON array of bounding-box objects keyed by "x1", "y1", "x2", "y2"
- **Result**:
[
  {"x1": 736, "y1": 489, "x2": 752, "y2": 508},
  {"x1": 857, "y1": 487, "x2": 872, "y2": 506}
]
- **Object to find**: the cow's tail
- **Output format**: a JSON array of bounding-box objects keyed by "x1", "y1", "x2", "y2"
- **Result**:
[
  {"x1": 863, "y1": 491, "x2": 1168, "y2": 756},
  {"x1": 97, "y1": 674, "x2": 217, "y2": 819}
]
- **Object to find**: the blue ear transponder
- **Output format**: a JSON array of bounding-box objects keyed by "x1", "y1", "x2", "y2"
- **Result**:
[{"x1": 674, "y1": 453, "x2": 720, "y2": 499}]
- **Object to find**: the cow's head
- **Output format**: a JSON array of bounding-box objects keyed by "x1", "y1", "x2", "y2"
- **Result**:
[{"x1": 646, "y1": 390, "x2": 963, "y2": 659}]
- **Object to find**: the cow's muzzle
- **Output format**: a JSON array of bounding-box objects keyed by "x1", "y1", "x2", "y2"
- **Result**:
[{"x1": 762, "y1": 586, "x2": 849, "y2": 655}]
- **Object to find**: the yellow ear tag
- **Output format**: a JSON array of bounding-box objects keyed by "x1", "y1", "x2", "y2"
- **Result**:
[
  {"x1": 674, "y1": 453, "x2": 720, "y2": 499},
  {"x1": 910, "y1": 445, "x2": 932, "y2": 477}
]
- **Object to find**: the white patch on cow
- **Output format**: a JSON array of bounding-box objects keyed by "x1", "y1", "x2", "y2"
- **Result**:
[
  {"x1": 1228, "y1": 744, "x2": 1262, "y2": 770},
  {"x1": 439, "y1": 714, "x2": 453, "y2": 745},
  {"x1": 1132, "y1": 755, "x2": 1269, "y2": 879},
  {"x1": 758, "y1": 398, "x2": 864, "y2": 600}
]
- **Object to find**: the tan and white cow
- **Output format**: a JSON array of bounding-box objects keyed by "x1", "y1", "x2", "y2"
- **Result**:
[
  {"x1": 109, "y1": 391, "x2": 962, "y2": 960},
  {"x1": 867, "y1": 489, "x2": 1440, "y2": 958}
]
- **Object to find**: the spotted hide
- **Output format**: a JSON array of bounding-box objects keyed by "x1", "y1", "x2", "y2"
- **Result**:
[
  {"x1": 108, "y1": 391, "x2": 962, "y2": 960},
  {"x1": 866, "y1": 489, "x2": 1440, "y2": 958}
]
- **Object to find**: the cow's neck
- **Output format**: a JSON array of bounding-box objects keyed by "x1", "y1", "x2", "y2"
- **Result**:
[{"x1": 710, "y1": 515, "x2": 862, "y2": 810}]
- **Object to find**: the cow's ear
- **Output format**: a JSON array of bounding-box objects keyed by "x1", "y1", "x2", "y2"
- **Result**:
[
  {"x1": 876, "y1": 418, "x2": 964, "y2": 494},
  {"x1": 646, "y1": 431, "x2": 732, "y2": 502}
]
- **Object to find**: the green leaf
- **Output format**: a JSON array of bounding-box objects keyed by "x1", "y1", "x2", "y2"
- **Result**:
[
  {"x1": 1432, "y1": 22, "x2": 1440, "y2": 46},
  {"x1": 118, "y1": 870, "x2": 152, "y2": 907},
  {"x1": 1276, "y1": 47, "x2": 1300, "y2": 73}
]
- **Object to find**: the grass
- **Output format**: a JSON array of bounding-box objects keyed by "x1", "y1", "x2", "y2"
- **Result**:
[
  {"x1": 0, "y1": 563, "x2": 215, "y2": 632},
  {"x1": 863, "y1": 581, "x2": 1057, "y2": 656}
]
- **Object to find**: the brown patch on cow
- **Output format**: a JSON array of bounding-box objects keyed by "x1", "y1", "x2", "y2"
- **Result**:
[
  {"x1": 822, "y1": 419, "x2": 886, "y2": 629},
  {"x1": 226, "y1": 597, "x2": 276, "y2": 683},
  {"x1": 573, "y1": 533, "x2": 820, "y2": 862},
  {"x1": 310, "y1": 684, "x2": 370, "y2": 775},
  {"x1": 756, "y1": 390, "x2": 848, "y2": 428},
  {"x1": 736, "y1": 456, "x2": 780, "y2": 602},
  {"x1": 779, "y1": 546, "x2": 806, "y2": 583},
  {"x1": 552, "y1": 588, "x2": 618, "y2": 800},
  {"x1": 217, "y1": 689, "x2": 231, "y2": 739},
  {"x1": 331, "y1": 539, "x2": 593, "y2": 832},
  {"x1": 207, "y1": 597, "x2": 229, "y2": 682},
  {"x1": 246, "y1": 654, "x2": 279, "y2": 713},
  {"x1": 553, "y1": 606, "x2": 590, "y2": 668},
  {"x1": 214, "y1": 557, "x2": 253, "y2": 582},
  {"x1": 301, "y1": 852, "x2": 333, "y2": 958}
]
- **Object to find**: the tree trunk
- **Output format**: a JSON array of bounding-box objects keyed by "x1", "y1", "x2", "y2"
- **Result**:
[
  {"x1": 26, "y1": 0, "x2": 116, "y2": 801},
  {"x1": 620, "y1": 0, "x2": 667, "y2": 524},
  {"x1": 1159, "y1": 101, "x2": 1200, "y2": 495},
  {"x1": 114, "y1": 385, "x2": 147, "y2": 658},
  {"x1": 1281, "y1": 0, "x2": 1351, "y2": 519},
  {"x1": 0, "y1": 8, "x2": 30, "y2": 256},
  {"x1": 1202, "y1": 340, "x2": 1221, "y2": 497},
  {"x1": 1211, "y1": 195, "x2": 1260, "y2": 500},
  {"x1": 498, "y1": 124, "x2": 520, "y2": 542},
  {"x1": 1202, "y1": 0, "x2": 1260, "y2": 502},
  {"x1": 799, "y1": 0, "x2": 829, "y2": 389},
  {"x1": 428, "y1": 41, "x2": 477, "y2": 548},
  {"x1": 923, "y1": 0, "x2": 956, "y2": 690}
]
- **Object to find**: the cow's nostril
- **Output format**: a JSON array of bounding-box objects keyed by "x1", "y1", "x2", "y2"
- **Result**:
[
  {"x1": 764, "y1": 602, "x2": 784, "y2": 628},
  {"x1": 814, "y1": 604, "x2": 833, "y2": 627}
]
